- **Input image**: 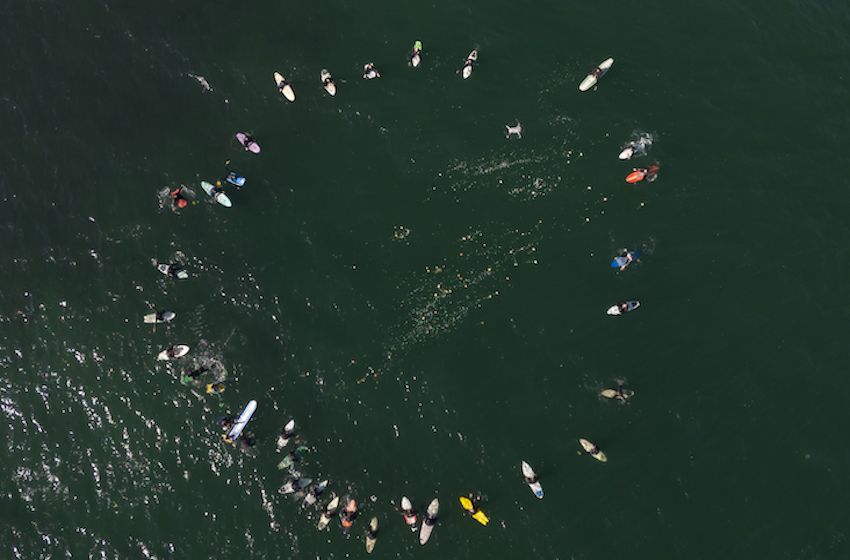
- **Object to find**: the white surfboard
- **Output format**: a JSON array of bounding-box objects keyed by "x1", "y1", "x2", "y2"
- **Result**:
[
  {"x1": 462, "y1": 49, "x2": 478, "y2": 79},
  {"x1": 579, "y1": 438, "x2": 608, "y2": 462},
  {"x1": 227, "y1": 400, "x2": 257, "y2": 441},
  {"x1": 579, "y1": 57, "x2": 614, "y2": 92},
  {"x1": 157, "y1": 344, "x2": 189, "y2": 361},
  {"x1": 607, "y1": 300, "x2": 640, "y2": 315},
  {"x1": 273, "y1": 72, "x2": 296, "y2": 102},
  {"x1": 618, "y1": 145, "x2": 634, "y2": 160},
  {"x1": 276, "y1": 418, "x2": 296, "y2": 450},
  {"x1": 201, "y1": 181, "x2": 232, "y2": 208},
  {"x1": 144, "y1": 310, "x2": 175, "y2": 324},
  {"x1": 157, "y1": 263, "x2": 188, "y2": 279},
  {"x1": 419, "y1": 498, "x2": 439, "y2": 545},
  {"x1": 321, "y1": 69, "x2": 336, "y2": 96},
  {"x1": 318, "y1": 495, "x2": 340, "y2": 530},
  {"x1": 521, "y1": 461, "x2": 544, "y2": 499}
]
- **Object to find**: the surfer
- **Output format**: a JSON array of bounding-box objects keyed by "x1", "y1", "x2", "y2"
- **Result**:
[
  {"x1": 410, "y1": 40, "x2": 423, "y2": 66},
  {"x1": 505, "y1": 121, "x2": 522, "y2": 139},
  {"x1": 341, "y1": 499, "x2": 358, "y2": 529},
  {"x1": 154, "y1": 310, "x2": 175, "y2": 322},
  {"x1": 460, "y1": 51, "x2": 478, "y2": 76},
  {"x1": 180, "y1": 365, "x2": 208, "y2": 385},
  {"x1": 240, "y1": 134, "x2": 256, "y2": 151},
  {"x1": 170, "y1": 187, "x2": 188, "y2": 209},
  {"x1": 614, "y1": 383, "x2": 633, "y2": 402},
  {"x1": 362, "y1": 63, "x2": 381, "y2": 80},
  {"x1": 238, "y1": 432, "x2": 256, "y2": 451},
  {"x1": 583, "y1": 441, "x2": 602, "y2": 457},
  {"x1": 619, "y1": 302, "x2": 630, "y2": 313},
  {"x1": 322, "y1": 74, "x2": 334, "y2": 88},
  {"x1": 646, "y1": 162, "x2": 660, "y2": 182},
  {"x1": 220, "y1": 415, "x2": 235, "y2": 432},
  {"x1": 617, "y1": 250, "x2": 636, "y2": 271}
]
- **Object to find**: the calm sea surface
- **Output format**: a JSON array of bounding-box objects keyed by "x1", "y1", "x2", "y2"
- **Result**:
[{"x1": 2, "y1": 1, "x2": 849, "y2": 558}]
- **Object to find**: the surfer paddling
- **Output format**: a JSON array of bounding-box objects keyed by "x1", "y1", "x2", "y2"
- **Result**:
[{"x1": 362, "y1": 62, "x2": 381, "y2": 80}]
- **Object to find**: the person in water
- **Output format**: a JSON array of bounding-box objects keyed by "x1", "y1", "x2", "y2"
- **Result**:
[
  {"x1": 220, "y1": 415, "x2": 235, "y2": 432},
  {"x1": 362, "y1": 63, "x2": 380, "y2": 79},
  {"x1": 170, "y1": 187, "x2": 188, "y2": 209},
  {"x1": 618, "y1": 250, "x2": 636, "y2": 271},
  {"x1": 165, "y1": 263, "x2": 186, "y2": 279},
  {"x1": 155, "y1": 310, "x2": 173, "y2": 322},
  {"x1": 180, "y1": 365, "x2": 208, "y2": 385},
  {"x1": 646, "y1": 162, "x2": 660, "y2": 182},
  {"x1": 238, "y1": 432, "x2": 256, "y2": 451},
  {"x1": 585, "y1": 442, "x2": 602, "y2": 456}
]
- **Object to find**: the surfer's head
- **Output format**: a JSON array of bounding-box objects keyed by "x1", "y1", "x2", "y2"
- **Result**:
[{"x1": 177, "y1": 199, "x2": 188, "y2": 208}]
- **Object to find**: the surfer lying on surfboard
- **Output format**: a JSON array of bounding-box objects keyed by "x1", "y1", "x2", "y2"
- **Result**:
[
  {"x1": 180, "y1": 365, "x2": 208, "y2": 386},
  {"x1": 362, "y1": 62, "x2": 381, "y2": 80},
  {"x1": 600, "y1": 381, "x2": 634, "y2": 403},
  {"x1": 170, "y1": 187, "x2": 189, "y2": 209},
  {"x1": 626, "y1": 163, "x2": 660, "y2": 184}
]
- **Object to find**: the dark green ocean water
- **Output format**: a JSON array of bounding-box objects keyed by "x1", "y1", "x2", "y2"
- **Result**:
[{"x1": 3, "y1": 0, "x2": 850, "y2": 558}]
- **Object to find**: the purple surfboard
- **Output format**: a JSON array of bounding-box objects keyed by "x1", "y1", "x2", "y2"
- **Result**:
[{"x1": 236, "y1": 132, "x2": 261, "y2": 154}]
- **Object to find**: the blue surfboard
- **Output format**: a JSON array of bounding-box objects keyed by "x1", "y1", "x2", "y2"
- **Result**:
[
  {"x1": 225, "y1": 171, "x2": 246, "y2": 187},
  {"x1": 610, "y1": 250, "x2": 641, "y2": 268}
]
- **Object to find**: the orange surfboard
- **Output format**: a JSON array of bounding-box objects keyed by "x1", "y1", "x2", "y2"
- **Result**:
[{"x1": 625, "y1": 170, "x2": 646, "y2": 184}]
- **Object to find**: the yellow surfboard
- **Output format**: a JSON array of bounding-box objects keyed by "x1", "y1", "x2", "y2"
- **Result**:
[{"x1": 459, "y1": 497, "x2": 490, "y2": 526}]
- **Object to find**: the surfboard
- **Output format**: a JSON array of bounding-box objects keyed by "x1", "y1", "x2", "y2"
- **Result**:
[
  {"x1": 607, "y1": 300, "x2": 640, "y2": 315},
  {"x1": 227, "y1": 400, "x2": 257, "y2": 441},
  {"x1": 401, "y1": 496, "x2": 417, "y2": 530},
  {"x1": 320, "y1": 69, "x2": 336, "y2": 96},
  {"x1": 626, "y1": 169, "x2": 646, "y2": 184},
  {"x1": 157, "y1": 344, "x2": 189, "y2": 361},
  {"x1": 618, "y1": 146, "x2": 634, "y2": 160},
  {"x1": 601, "y1": 388, "x2": 635, "y2": 400},
  {"x1": 419, "y1": 498, "x2": 439, "y2": 545},
  {"x1": 459, "y1": 496, "x2": 489, "y2": 525},
  {"x1": 610, "y1": 250, "x2": 640, "y2": 269},
  {"x1": 579, "y1": 57, "x2": 614, "y2": 91},
  {"x1": 462, "y1": 50, "x2": 478, "y2": 79},
  {"x1": 521, "y1": 461, "x2": 544, "y2": 499},
  {"x1": 277, "y1": 418, "x2": 296, "y2": 451},
  {"x1": 579, "y1": 438, "x2": 608, "y2": 462},
  {"x1": 201, "y1": 181, "x2": 232, "y2": 208},
  {"x1": 158, "y1": 263, "x2": 188, "y2": 279},
  {"x1": 411, "y1": 40, "x2": 423, "y2": 67},
  {"x1": 273, "y1": 72, "x2": 296, "y2": 102},
  {"x1": 318, "y1": 496, "x2": 340, "y2": 530},
  {"x1": 235, "y1": 132, "x2": 261, "y2": 154},
  {"x1": 225, "y1": 171, "x2": 246, "y2": 187},
  {"x1": 365, "y1": 517, "x2": 379, "y2": 554},
  {"x1": 144, "y1": 310, "x2": 175, "y2": 324}
]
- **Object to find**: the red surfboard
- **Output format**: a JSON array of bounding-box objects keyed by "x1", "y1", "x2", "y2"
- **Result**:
[{"x1": 625, "y1": 170, "x2": 646, "y2": 184}]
